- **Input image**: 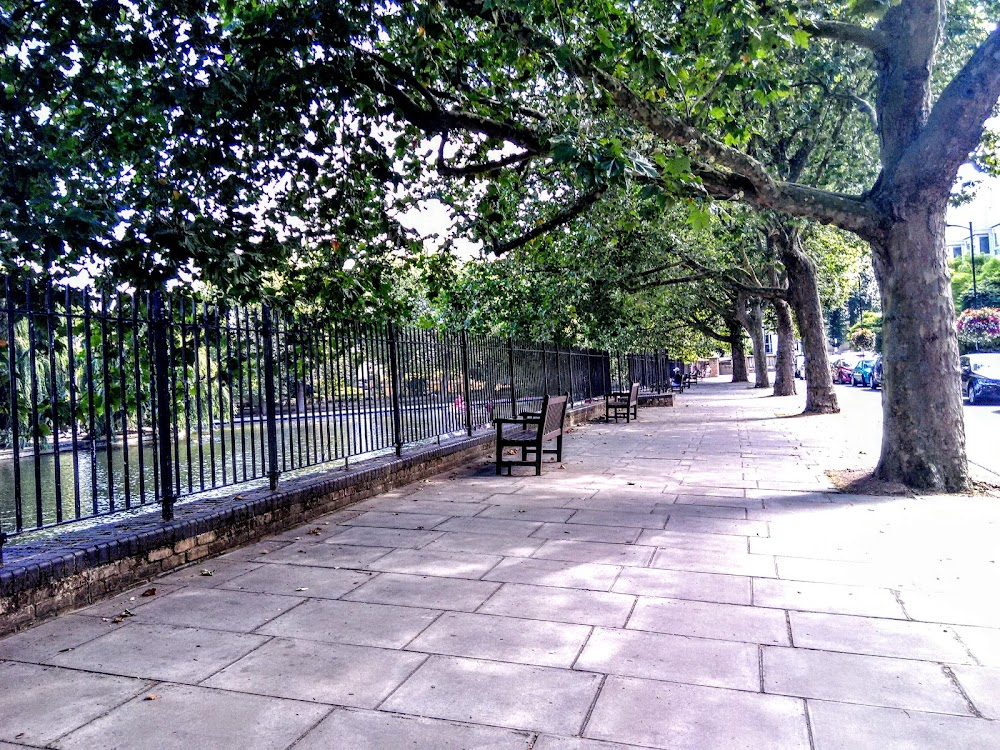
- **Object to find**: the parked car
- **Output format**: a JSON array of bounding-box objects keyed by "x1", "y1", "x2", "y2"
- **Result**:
[
  {"x1": 794, "y1": 354, "x2": 805, "y2": 379},
  {"x1": 831, "y1": 352, "x2": 866, "y2": 384},
  {"x1": 851, "y1": 358, "x2": 876, "y2": 387},
  {"x1": 869, "y1": 355, "x2": 883, "y2": 390},
  {"x1": 961, "y1": 353, "x2": 1000, "y2": 405}
]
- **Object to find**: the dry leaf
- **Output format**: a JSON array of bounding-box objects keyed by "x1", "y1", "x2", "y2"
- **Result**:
[
  {"x1": 199, "y1": 569, "x2": 214, "y2": 577},
  {"x1": 295, "y1": 587, "x2": 308, "y2": 592},
  {"x1": 144, "y1": 694, "x2": 160, "y2": 701},
  {"x1": 307, "y1": 527, "x2": 323, "y2": 535},
  {"x1": 141, "y1": 588, "x2": 157, "y2": 597}
]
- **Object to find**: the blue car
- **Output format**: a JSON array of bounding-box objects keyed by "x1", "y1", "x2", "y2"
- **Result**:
[
  {"x1": 962, "y1": 353, "x2": 1000, "y2": 405},
  {"x1": 851, "y1": 358, "x2": 876, "y2": 387}
]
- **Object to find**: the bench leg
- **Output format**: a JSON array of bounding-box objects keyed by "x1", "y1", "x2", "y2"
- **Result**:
[{"x1": 555, "y1": 434, "x2": 563, "y2": 462}]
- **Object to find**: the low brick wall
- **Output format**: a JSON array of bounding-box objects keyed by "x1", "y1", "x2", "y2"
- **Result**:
[{"x1": 0, "y1": 400, "x2": 605, "y2": 637}]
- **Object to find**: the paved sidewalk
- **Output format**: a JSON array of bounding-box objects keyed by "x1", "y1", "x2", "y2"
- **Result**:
[{"x1": 2, "y1": 381, "x2": 999, "y2": 749}]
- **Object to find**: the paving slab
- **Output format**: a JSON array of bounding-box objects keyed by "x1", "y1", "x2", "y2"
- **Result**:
[
  {"x1": 627, "y1": 596, "x2": 789, "y2": 645},
  {"x1": 650, "y1": 547, "x2": 776, "y2": 578},
  {"x1": 478, "y1": 583, "x2": 635, "y2": 627},
  {"x1": 613, "y1": 566, "x2": 751, "y2": 605},
  {"x1": 340, "y1": 510, "x2": 453, "y2": 530},
  {"x1": 433, "y1": 516, "x2": 545, "y2": 537},
  {"x1": 381, "y1": 655, "x2": 602, "y2": 735},
  {"x1": 52, "y1": 683, "x2": 329, "y2": 750},
  {"x1": 0, "y1": 661, "x2": 151, "y2": 746},
  {"x1": 788, "y1": 610, "x2": 972, "y2": 662},
  {"x1": 343, "y1": 572, "x2": 501, "y2": 611},
  {"x1": 366, "y1": 548, "x2": 502, "y2": 579},
  {"x1": 483, "y1": 557, "x2": 621, "y2": 591},
  {"x1": 424, "y1": 531, "x2": 545, "y2": 557},
  {"x1": 204, "y1": 637, "x2": 427, "y2": 707},
  {"x1": 256, "y1": 598, "x2": 441, "y2": 648},
  {"x1": 126, "y1": 587, "x2": 301, "y2": 632},
  {"x1": 535, "y1": 737, "x2": 646, "y2": 750},
  {"x1": 807, "y1": 700, "x2": 1000, "y2": 750},
  {"x1": 215, "y1": 564, "x2": 375, "y2": 598},
  {"x1": 956, "y1": 625, "x2": 1000, "y2": 667},
  {"x1": 406, "y1": 611, "x2": 591, "y2": 667},
  {"x1": 567, "y1": 510, "x2": 667, "y2": 529},
  {"x1": 0, "y1": 614, "x2": 122, "y2": 662},
  {"x1": 477, "y1": 505, "x2": 577, "y2": 522},
  {"x1": 294, "y1": 708, "x2": 534, "y2": 750},
  {"x1": 532, "y1": 539, "x2": 656, "y2": 567},
  {"x1": 952, "y1": 665, "x2": 1000, "y2": 718},
  {"x1": 262, "y1": 541, "x2": 393, "y2": 569},
  {"x1": 763, "y1": 646, "x2": 971, "y2": 714},
  {"x1": 584, "y1": 675, "x2": 810, "y2": 750},
  {"x1": 328, "y1": 526, "x2": 444, "y2": 549},
  {"x1": 530, "y1": 522, "x2": 642, "y2": 544},
  {"x1": 752, "y1": 578, "x2": 906, "y2": 619}
]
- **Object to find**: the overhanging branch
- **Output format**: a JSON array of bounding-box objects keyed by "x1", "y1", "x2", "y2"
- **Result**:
[
  {"x1": 490, "y1": 190, "x2": 602, "y2": 256},
  {"x1": 804, "y1": 19, "x2": 887, "y2": 53}
]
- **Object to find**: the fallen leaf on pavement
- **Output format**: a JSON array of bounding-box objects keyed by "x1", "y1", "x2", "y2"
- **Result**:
[
  {"x1": 144, "y1": 695, "x2": 160, "y2": 701},
  {"x1": 199, "y1": 569, "x2": 214, "y2": 576},
  {"x1": 141, "y1": 588, "x2": 157, "y2": 597}
]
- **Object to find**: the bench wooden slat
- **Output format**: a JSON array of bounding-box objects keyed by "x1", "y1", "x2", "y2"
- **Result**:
[
  {"x1": 605, "y1": 382, "x2": 639, "y2": 423},
  {"x1": 495, "y1": 393, "x2": 569, "y2": 476}
]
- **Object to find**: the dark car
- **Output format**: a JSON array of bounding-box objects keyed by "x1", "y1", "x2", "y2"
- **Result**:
[
  {"x1": 795, "y1": 354, "x2": 805, "y2": 379},
  {"x1": 961, "y1": 353, "x2": 1000, "y2": 405},
  {"x1": 869, "y1": 355, "x2": 883, "y2": 390},
  {"x1": 851, "y1": 358, "x2": 876, "y2": 387},
  {"x1": 831, "y1": 353, "x2": 865, "y2": 384}
]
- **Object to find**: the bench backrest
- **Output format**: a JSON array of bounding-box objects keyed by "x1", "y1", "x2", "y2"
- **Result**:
[
  {"x1": 628, "y1": 382, "x2": 639, "y2": 404},
  {"x1": 540, "y1": 393, "x2": 569, "y2": 440}
]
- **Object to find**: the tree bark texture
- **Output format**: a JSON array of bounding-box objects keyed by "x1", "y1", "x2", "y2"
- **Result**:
[
  {"x1": 772, "y1": 298, "x2": 796, "y2": 397},
  {"x1": 738, "y1": 296, "x2": 769, "y2": 389},
  {"x1": 870, "y1": 201, "x2": 968, "y2": 491},
  {"x1": 728, "y1": 320, "x2": 749, "y2": 383},
  {"x1": 773, "y1": 226, "x2": 840, "y2": 413}
]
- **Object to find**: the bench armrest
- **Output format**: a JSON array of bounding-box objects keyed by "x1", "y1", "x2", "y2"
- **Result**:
[{"x1": 494, "y1": 417, "x2": 538, "y2": 426}]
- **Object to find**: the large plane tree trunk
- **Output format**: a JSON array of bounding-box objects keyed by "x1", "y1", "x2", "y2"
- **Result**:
[
  {"x1": 871, "y1": 199, "x2": 968, "y2": 491},
  {"x1": 738, "y1": 295, "x2": 769, "y2": 389},
  {"x1": 772, "y1": 298, "x2": 796, "y2": 396},
  {"x1": 728, "y1": 320, "x2": 749, "y2": 383},
  {"x1": 773, "y1": 224, "x2": 839, "y2": 413}
]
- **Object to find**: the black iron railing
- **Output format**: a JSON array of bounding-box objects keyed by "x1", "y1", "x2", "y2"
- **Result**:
[{"x1": 0, "y1": 278, "x2": 660, "y2": 548}]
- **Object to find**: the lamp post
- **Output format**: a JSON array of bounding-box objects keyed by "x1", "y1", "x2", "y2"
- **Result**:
[{"x1": 946, "y1": 222, "x2": 977, "y2": 309}]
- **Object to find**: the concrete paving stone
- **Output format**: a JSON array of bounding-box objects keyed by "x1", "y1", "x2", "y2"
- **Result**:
[
  {"x1": 628, "y1": 596, "x2": 789, "y2": 646},
  {"x1": 328, "y1": 526, "x2": 444, "y2": 549},
  {"x1": 484, "y1": 557, "x2": 621, "y2": 591},
  {"x1": 763, "y1": 646, "x2": 971, "y2": 714},
  {"x1": 789, "y1": 610, "x2": 972, "y2": 663},
  {"x1": 476, "y1": 491, "x2": 574, "y2": 508},
  {"x1": 584, "y1": 675, "x2": 810, "y2": 750},
  {"x1": 381, "y1": 655, "x2": 602, "y2": 735},
  {"x1": 477, "y1": 505, "x2": 577, "y2": 522},
  {"x1": 424, "y1": 531, "x2": 545, "y2": 558},
  {"x1": 808, "y1": 699, "x2": 1000, "y2": 750},
  {"x1": 534, "y1": 737, "x2": 646, "y2": 750},
  {"x1": 666, "y1": 515, "x2": 769, "y2": 537},
  {"x1": 635, "y1": 529, "x2": 750, "y2": 555},
  {"x1": 532, "y1": 539, "x2": 656, "y2": 567},
  {"x1": 0, "y1": 661, "x2": 151, "y2": 746},
  {"x1": 956, "y1": 625, "x2": 1000, "y2": 667},
  {"x1": 376, "y1": 498, "x2": 489, "y2": 516},
  {"x1": 897, "y1": 590, "x2": 1000, "y2": 628},
  {"x1": 203, "y1": 637, "x2": 426, "y2": 707},
  {"x1": 340, "y1": 510, "x2": 453, "y2": 530},
  {"x1": 47, "y1": 622, "x2": 267, "y2": 682},
  {"x1": 567, "y1": 510, "x2": 667, "y2": 529},
  {"x1": 215, "y1": 539, "x2": 292, "y2": 562},
  {"x1": 265, "y1": 542, "x2": 393, "y2": 569},
  {"x1": 256, "y1": 598, "x2": 441, "y2": 648},
  {"x1": 674, "y1": 493, "x2": 759, "y2": 508},
  {"x1": 72, "y1": 582, "x2": 185, "y2": 619},
  {"x1": 512, "y1": 485, "x2": 598, "y2": 501},
  {"x1": 215, "y1": 564, "x2": 374, "y2": 598},
  {"x1": 562, "y1": 497, "x2": 665, "y2": 514},
  {"x1": 953, "y1": 665, "x2": 1000, "y2": 719},
  {"x1": 650, "y1": 547, "x2": 777, "y2": 578},
  {"x1": 530, "y1": 522, "x2": 641, "y2": 544},
  {"x1": 52, "y1": 682, "x2": 329, "y2": 750},
  {"x1": 158, "y1": 560, "x2": 263, "y2": 588},
  {"x1": 613, "y1": 567, "x2": 752, "y2": 605},
  {"x1": 126, "y1": 587, "x2": 301, "y2": 632},
  {"x1": 294, "y1": 707, "x2": 534, "y2": 750},
  {"x1": 0, "y1": 614, "x2": 122, "y2": 662},
  {"x1": 406, "y1": 611, "x2": 591, "y2": 668},
  {"x1": 433, "y1": 516, "x2": 545, "y2": 537},
  {"x1": 576, "y1": 627, "x2": 759, "y2": 690},
  {"x1": 478, "y1": 583, "x2": 635, "y2": 627},
  {"x1": 342, "y1": 572, "x2": 501, "y2": 611},
  {"x1": 365, "y1": 548, "x2": 502, "y2": 579},
  {"x1": 650, "y1": 503, "x2": 748, "y2": 520},
  {"x1": 749, "y1": 537, "x2": 873, "y2": 562},
  {"x1": 752, "y1": 578, "x2": 906, "y2": 619},
  {"x1": 776, "y1": 556, "x2": 915, "y2": 589}
]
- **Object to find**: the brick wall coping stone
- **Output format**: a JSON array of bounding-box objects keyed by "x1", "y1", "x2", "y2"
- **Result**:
[{"x1": 0, "y1": 400, "x2": 604, "y2": 636}]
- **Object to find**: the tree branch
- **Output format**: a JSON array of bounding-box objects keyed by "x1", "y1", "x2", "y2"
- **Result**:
[
  {"x1": 804, "y1": 19, "x2": 887, "y2": 53},
  {"x1": 890, "y1": 27, "x2": 1000, "y2": 197},
  {"x1": 686, "y1": 315, "x2": 730, "y2": 344},
  {"x1": 489, "y1": 190, "x2": 602, "y2": 256},
  {"x1": 435, "y1": 132, "x2": 539, "y2": 176},
  {"x1": 625, "y1": 272, "x2": 712, "y2": 293}
]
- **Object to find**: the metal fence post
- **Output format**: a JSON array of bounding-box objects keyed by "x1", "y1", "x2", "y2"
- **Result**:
[
  {"x1": 152, "y1": 288, "x2": 175, "y2": 521},
  {"x1": 507, "y1": 337, "x2": 518, "y2": 418},
  {"x1": 387, "y1": 323, "x2": 404, "y2": 456},
  {"x1": 460, "y1": 330, "x2": 473, "y2": 436},
  {"x1": 262, "y1": 305, "x2": 280, "y2": 491},
  {"x1": 565, "y1": 345, "x2": 574, "y2": 405}
]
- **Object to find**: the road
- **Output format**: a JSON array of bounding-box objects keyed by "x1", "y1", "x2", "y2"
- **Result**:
[{"x1": 824, "y1": 378, "x2": 1000, "y2": 482}]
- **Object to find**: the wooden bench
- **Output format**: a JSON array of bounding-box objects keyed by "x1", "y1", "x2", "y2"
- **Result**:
[
  {"x1": 682, "y1": 370, "x2": 698, "y2": 387},
  {"x1": 494, "y1": 393, "x2": 569, "y2": 475},
  {"x1": 605, "y1": 382, "x2": 639, "y2": 423}
]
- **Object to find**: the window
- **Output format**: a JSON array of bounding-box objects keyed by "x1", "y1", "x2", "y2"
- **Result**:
[
  {"x1": 979, "y1": 235, "x2": 991, "y2": 255},
  {"x1": 952, "y1": 245, "x2": 962, "y2": 258}
]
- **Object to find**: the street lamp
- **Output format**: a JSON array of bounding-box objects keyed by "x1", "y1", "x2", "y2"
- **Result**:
[{"x1": 947, "y1": 222, "x2": 978, "y2": 308}]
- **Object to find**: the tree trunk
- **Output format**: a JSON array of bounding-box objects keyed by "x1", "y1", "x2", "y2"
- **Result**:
[
  {"x1": 741, "y1": 298, "x2": 770, "y2": 389},
  {"x1": 772, "y1": 298, "x2": 796, "y2": 396},
  {"x1": 776, "y1": 226, "x2": 839, "y2": 413},
  {"x1": 870, "y1": 201, "x2": 968, "y2": 492},
  {"x1": 728, "y1": 320, "x2": 749, "y2": 383}
]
